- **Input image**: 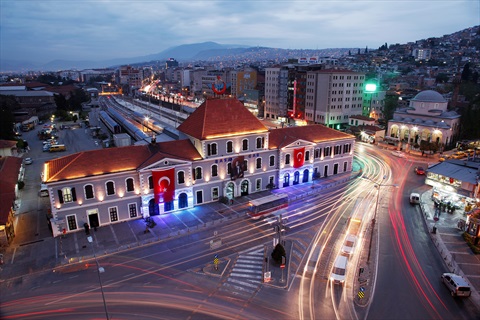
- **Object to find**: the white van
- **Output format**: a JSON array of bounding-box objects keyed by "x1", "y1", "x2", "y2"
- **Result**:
[
  {"x1": 441, "y1": 273, "x2": 471, "y2": 297},
  {"x1": 409, "y1": 193, "x2": 420, "y2": 205},
  {"x1": 330, "y1": 255, "x2": 348, "y2": 285}
]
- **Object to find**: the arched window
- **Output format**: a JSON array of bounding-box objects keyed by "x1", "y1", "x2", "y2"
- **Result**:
[
  {"x1": 269, "y1": 155, "x2": 275, "y2": 167},
  {"x1": 177, "y1": 171, "x2": 185, "y2": 184},
  {"x1": 256, "y1": 158, "x2": 262, "y2": 169},
  {"x1": 84, "y1": 184, "x2": 94, "y2": 199},
  {"x1": 242, "y1": 139, "x2": 248, "y2": 151},
  {"x1": 195, "y1": 167, "x2": 202, "y2": 180},
  {"x1": 305, "y1": 151, "x2": 310, "y2": 161},
  {"x1": 256, "y1": 137, "x2": 264, "y2": 149},
  {"x1": 148, "y1": 176, "x2": 153, "y2": 189},
  {"x1": 285, "y1": 154, "x2": 291, "y2": 165},
  {"x1": 226, "y1": 141, "x2": 233, "y2": 153},
  {"x1": 211, "y1": 164, "x2": 218, "y2": 177},
  {"x1": 126, "y1": 178, "x2": 134, "y2": 192},
  {"x1": 106, "y1": 181, "x2": 115, "y2": 195}
]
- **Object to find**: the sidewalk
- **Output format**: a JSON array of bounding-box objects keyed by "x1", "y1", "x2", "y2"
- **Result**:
[{"x1": 420, "y1": 190, "x2": 480, "y2": 308}]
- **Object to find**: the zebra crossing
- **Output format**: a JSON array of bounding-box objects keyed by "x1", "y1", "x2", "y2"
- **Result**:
[{"x1": 220, "y1": 245, "x2": 264, "y2": 297}]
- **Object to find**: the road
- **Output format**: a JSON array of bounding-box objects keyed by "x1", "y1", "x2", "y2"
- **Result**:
[{"x1": 361, "y1": 143, "x2": 479, "y2": 319}]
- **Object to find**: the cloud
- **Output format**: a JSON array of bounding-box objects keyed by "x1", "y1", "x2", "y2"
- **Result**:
[{"x1": 1, "y1": 0, "x2": 478, "y2": 64}]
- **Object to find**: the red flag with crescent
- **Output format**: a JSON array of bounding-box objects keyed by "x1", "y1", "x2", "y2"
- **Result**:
[
  {"x1": 153, "y1": 168, "x2": 175, "y2": 203},
  {"x1": 293, "y1": 147, "x2": 305, "y2": 168}
]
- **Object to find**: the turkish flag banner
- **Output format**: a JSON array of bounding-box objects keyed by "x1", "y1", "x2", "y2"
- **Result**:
[
  {"x1": 153, "y1": 168, "x2": 175, "y2": 203},
  {"x1": 293, "y1": 147, "x2": 305, "y2": 168}
]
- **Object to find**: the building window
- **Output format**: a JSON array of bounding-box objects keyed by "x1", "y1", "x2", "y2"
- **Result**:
[
  {"x1": 207, "y1": 143, "x2": 218, "y2": 156},
  {"x1": 314, "y1": 148, "x2": 321, "y2": 159},
  {"x1": 256, "y1": 158, "x2": 262, "y2": 169},
  {"x1": 226, "y1": 141, "x2": 233, "y2": 153},
  {"x1": 256, "y1": 178, "x2": 262, "y2": 191},
  {"x1": 227, "y1": 162, "x2": 232, "y2": 175},
  {"x1": 212, "y1": 187, "x2": 219, "y2": 201},
  {"x1": 128, "y1": 203, "x2": 137, "y2": 218},
  {"x1": 66, "y1": 215, "x2": 77, "y2": 231},
  {"x1": 211, "y1": 164, "x2": 218, "y2": 177},
  {"x1": 106, "y1": 181, "x2": 115, "y2": 195},
  {"x1": 195, "y1": 167, "x2": 202, "y2": 180},
  {"x1": 148, "y1": 176, "x2": 153, "y2": 189},
  {"x1": 84, "y1": 185, "x2": 94, "y2": 199},
  {"x1": 109, "y1": 207, "x2": 118, "y2": 222},
  {"x1": 305, "y1": 151, "x2": 310, "y2": 161},
  {"x1": 178, "y1": 171, "x2": 185, "y2": 184},
  {"x1": 334, "y1": 145, "x2": 341, "y2": 155},
  {"x1": 269, "y1": 155, "x2": 275, "y2": 167},
  {"x1": 242, "y1": 139, "x2": 248, "y2": 151},
  {"x1": 324, "y1": 146, "x2": 332, "y2": 157},
  {"x1": 285, "y1": 154, "x2": 291, "y2": 165},
  {"x1": 256, "y1": 137, "x2": 264, "y2": 149},
  {"x1": 126, "y1": 178, "x2": 135, "y2": 192},
  {"x1": 58, "y1": 187, "x2": 76, "y2": 204}
]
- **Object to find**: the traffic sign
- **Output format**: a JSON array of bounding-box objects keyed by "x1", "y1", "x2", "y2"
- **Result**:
[
  {"x1": 280, "y1": 264, "x2": 285, "y2": 269},
  {"x1": 360, "y1": 286, "x2": 365, "y2": 292},
  {"x1": 358, "y1": 291, "x2": 365, "y2": 299}
]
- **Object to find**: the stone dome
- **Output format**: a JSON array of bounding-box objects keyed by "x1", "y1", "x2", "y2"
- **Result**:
[{"x1": 411, "y1": 90, "x2": 447, "y2": 103}]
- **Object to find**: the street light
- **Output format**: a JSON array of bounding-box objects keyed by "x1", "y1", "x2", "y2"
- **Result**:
[
  {"x1": 365, "y1": 82, "x2": 377, "y2": 118},
  {"x1": 87, "y1": 235, "x2": 109, "y2": 319},
  {"x1": 362, "y1": 175, "x2": 398, "y2": 262}
]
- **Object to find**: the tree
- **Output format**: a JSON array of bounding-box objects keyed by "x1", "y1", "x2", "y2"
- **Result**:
[
  {"x1": 461, "y1": 62, "x2": 471, "y2": 82},
  {"x1": 383, "y1": 94, "x2": 399, "y2": 123},
  {"x1": 0, "y1": 94, "x2": 18, "y2": 139},
  {"x1": 271, "y1": 243, "x2": 286, "y2": 264}
]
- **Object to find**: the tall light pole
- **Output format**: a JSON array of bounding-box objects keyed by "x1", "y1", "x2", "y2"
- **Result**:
[
  {"x1": 87, "y1": 236, "x2": 109, "y2": 319},
  {"x1": 363, "y1": 175, "x2": 398, "y2": 262},
  {"x1": 365, "y1": 82, "x2": 377, "y2": 118}
]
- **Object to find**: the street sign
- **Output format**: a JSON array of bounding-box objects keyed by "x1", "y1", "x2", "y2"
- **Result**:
[
  {"x1": 264, "y1": 271, "x2": 271, "y2": 282},
  {"x1": 280, "y1": 264, "x2": 285, "y2": 269},
  {"x1": 358, "y1": 291, "x2": 365, "y2": 299},
  {"x1": 360, "y1": 286, "x2": 365, "y2": 292}
]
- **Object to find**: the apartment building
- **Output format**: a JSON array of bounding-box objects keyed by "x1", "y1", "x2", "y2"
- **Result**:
[{"x1": 305, "y1": 69, "x2": 365, "y2": 129}]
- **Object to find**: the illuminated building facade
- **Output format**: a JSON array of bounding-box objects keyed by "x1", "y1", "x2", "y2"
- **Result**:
[{"x1": 43, "y1": 98, "x2": 354, "y2": 237}]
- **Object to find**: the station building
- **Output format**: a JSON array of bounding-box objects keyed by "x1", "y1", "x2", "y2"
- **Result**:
[{"x1": 43, "y1": 98, "x2": 355, "y2": 237}]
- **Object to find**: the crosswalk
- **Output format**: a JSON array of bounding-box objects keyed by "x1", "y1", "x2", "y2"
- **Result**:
[{"x1": 220, "y1": 245, "x2": 264, "y2": 297}]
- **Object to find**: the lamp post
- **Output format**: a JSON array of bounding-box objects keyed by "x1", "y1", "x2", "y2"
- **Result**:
[
  {"x1": 363, "y1": 175, "x2": 398, "y2": 262},
  {"x1": 87, "y1": 235, "x2": 109, "y2": 319},
  {"x1": 365, "y1": 82, "x2": 377, "y2": 118}
]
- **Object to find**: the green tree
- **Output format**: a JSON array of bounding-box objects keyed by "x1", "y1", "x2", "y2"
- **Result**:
[
  {"x1": 382, "y1": 93, "x2": 398, "y2": 123},
  {"x1": 0, "y1": 94, "x2": 18, "y2": 139}
]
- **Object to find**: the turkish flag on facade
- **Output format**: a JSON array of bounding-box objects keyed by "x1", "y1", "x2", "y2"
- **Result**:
[
  {"x1": 153, "y1": 168, "x2": 175, "y2": 203},
  {"x1": 293, "y1": 147, "x2": 305, "y2": 168}
]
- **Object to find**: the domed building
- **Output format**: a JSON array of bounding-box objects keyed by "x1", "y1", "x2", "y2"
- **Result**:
[{"x1": 386, "y1": 90, "x2": 460, "y2": 149}]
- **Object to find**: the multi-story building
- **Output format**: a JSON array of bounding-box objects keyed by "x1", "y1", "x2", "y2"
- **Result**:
[
  {"x1": 117, "y1": 65, "x2": 143, "y2": 89},
  {"x1": 43, "y1": 98, "x2": 355, "y2": 237},
  {"x1": 264, "y1": 66, "x2": 289, "y2": 120},
  {"x1": 412, "y1": 48, "x2": 432, "y2": 61},
  {"x1": 230, "y1": 69, "x2": 257, "y2": 98},
  {"x1": 305, "y1": 69, "x2": 365, "y2": 129}
]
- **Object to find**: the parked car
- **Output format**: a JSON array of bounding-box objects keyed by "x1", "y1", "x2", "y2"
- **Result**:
[
  {"x1": 441, "y1": 273, "x2": 471, "y2": 297},
  {"x1": 24, "y1": 157, "x2": 33, "y2": 165},
  {"x1": 409, "y1": 193, "x2": 420, "y2": 205},
  {"x1": 451, "y1": 152, "x2": 466, "y2": 159},
  {"x1": 391, "y1": 151, "x2": 406, "y2": 158},
  {"x1": 414, "y1": 167, "x2": 425, "y2": 175}
]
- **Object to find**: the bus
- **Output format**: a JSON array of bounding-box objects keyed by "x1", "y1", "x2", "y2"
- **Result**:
[{"x1": 247, "y1": 193, "x2": 289, "y2": 219}]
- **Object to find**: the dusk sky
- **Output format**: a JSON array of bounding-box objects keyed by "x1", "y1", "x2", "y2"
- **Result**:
[{"x1": 1, "y1": 0, "x2": 479, "y2": 65}]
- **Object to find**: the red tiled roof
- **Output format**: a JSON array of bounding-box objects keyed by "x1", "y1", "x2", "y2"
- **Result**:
[
  {"x1": 139, "y1": 140, "x2": 202, "y2": 168},
  {"x1": 177, "y1": 98, "x2": 268, "y2": 140},
  {"x1": 44, "y1": 141, "x2": 203, "y2": 182},
  {"x1": 0, "y1": 156, "x2": 22, "y2": 224},
  {"x1": 44, "y1": 145, "x2": 155, "y2": 182},
  {"x1": 268, "y1": 125, "x2": 354, "y2": 149}
]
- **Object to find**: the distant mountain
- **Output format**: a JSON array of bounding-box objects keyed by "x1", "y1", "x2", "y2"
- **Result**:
[{"x1": 0, "y1": 42, "x2": 254, "y2": 72}]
